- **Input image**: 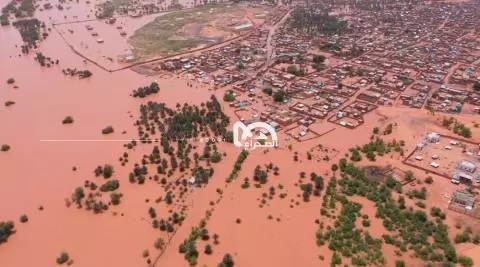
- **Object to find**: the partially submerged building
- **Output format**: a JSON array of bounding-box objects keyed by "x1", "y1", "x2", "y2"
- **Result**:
[
  {"x1": 458, "y1": 160, "x2": 477, "y2": 173},
  {"x1": 450, "y1": 190, "x2": 475, "y2": 210}
]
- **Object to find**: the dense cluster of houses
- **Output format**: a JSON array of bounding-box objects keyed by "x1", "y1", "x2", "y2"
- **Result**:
[
  {"x1": 141, "y1": 1, "x2": 480, "y2": 136},
  {"x1": 151, "y1": 28, "x2": 270, "y2": 86}
]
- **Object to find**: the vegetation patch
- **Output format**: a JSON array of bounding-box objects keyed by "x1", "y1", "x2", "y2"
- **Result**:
[
  {"x1": 129, "y1": 4, "x2": 242, "y2": 59},
  {"x1": 0, "y1": 221, "x2": 15, "y2": 244},
  {"x1": 132, "y1": 82, "x2": 160, "y2": 98},
  {"x1": 317, "y1": 157, "x2": 469, "y2": 266},
  {"x1": 290, "y1": 9, "x2": 347, "y2": 35}
]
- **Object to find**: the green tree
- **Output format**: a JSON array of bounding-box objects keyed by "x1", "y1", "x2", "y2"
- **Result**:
[
  {"x1": 405, "y1": 171, "x2": 414, "y2": 181},
  {"x1": 444, "y1": 244, "x2": 456, "y2": 262},
  {"x1": 313, "y1": 54, "x2": 326, "y2": 64},
  {"x1": 99, "y1": 179, "x2": 119, "y2": 192},
  {"x1": 0, "y1": 221, "x2": 15, "y2": 244},
  {"x1": 350, "y1": 150, "x2": 362, "y2": 161},
  {"x1": 19, "y1": 214, "x2": 28, "y2": 223},
  {"x1": 223, "y1": 91, "x2": 235, "y2": 102},
  {"x1": 73, "y1": 187, "x2": 85, "y2": 203},
  {"x1": 331, "y1": 252, "x2": 342, "y2": 265},
  {"x1": 102, "y1": 164, "x2": 114, "y2": 178},
  {"x1": 331, "y1": 164, "x2": 338, "y2": 173},
  {"x1": 273, "y1": 90, "x2": 286, "y2": 102},
  {"x1": 473, "y1": 81, "x2": 480, "y2": 91},
  {"x1": 204, "y1": 244, "x2": 213, "y2": 255},
  {"x1": 458, "y1": 256, "x2": 474, "y2": 267},
  {"x1": 218, "y1": 253, "x2": 234, "y2": 267},
  {"x1": 56, "y1": 252, "x2": 69, "y2": 265},
  {"x1": 110, "y1": 192, "x2": 122, "y2": 205}
]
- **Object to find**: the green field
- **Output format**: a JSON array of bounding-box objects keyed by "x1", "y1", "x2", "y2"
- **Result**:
[{"x1": 128, "y1": 4, "x2": 241, "y2": 59}]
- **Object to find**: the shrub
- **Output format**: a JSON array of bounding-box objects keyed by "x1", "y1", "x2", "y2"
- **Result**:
[
  {"x1": 0, "y1": 221, "x2": 15, "y2": 244},
  {"x1": 405, "y1": 171, "x2": 414, "y2": 181},
  {"x1": 415, "y1": 201, "x2": 426, "y2": 209},
  {"x1": 102, "y1": 164, "x2": 114, "y2": 178},
  {"x1": 4, "y1": 101, "x2": 15, "y2": 107},
  {"x1": 19, "y1": 215, "x2": 28, "y2": 223},
  {"x1": 210, "y1": 152, "x2": 222, "y2": 163},
  {"x1": 102, "y1": 126, "x2": 114, "y2": 135},
  {"x1": 78, "y1": 70, "x2": 92, "y2": 78},
  {"x1": 350, "y1": 149, "x2": 362, "y2": 161},
  {"x1": 94, "y1": 164, "x2": 114, "y2": 178},
  {"x1": 56, "y1": 252, "x2": 69, "y2": 265},
  {"x1": 425, "y1": 176, "x2": 433, "y2": 184},
  {"x1": 458, "y1": 255, "x2": 474, "y2": 267},
  {"x1": 204, "y1": 244, "x2": 212, "y2": 255},
  {"x1": 223, "y1": 91, "x2": 235, "y2": 102},
  {"x1": 62, "y1": 116, "x2": 74, "y2": 124},
  {"x1": 313, "y1": 54, "x2": 326, "y2": 64},
  {"x1": 331, "y1": 252, "x2": 342, "y2": 265},
  {"x1": 273, "y1": 90, "x2": 286, "y2": 102},
  {"x1": 110, "y1": 193, "x2": 122, "y2": 205},
  {"x1": 218, "y1": 253, "x2": 234, "y2": 267},
  {"x1": 99, "y1": 179, "x2": 120, "y2": 192},
  {"x1": 454, "y1": 230, "x2": 471, "y2": 244},
  {"x1": 1, "y1": 144, "x2": 10, "y2": 152},
  {"x1": 6, "y1": 78, "x2": 15, "y2": 84},
  {"x1": 474, "y1": 81, "x2": 480, "y2": 91},
  {"x1": 395, "y1": 260, "x2": 405, "y2": 267},
  {"x1": 262, "y1": 87, "x2": 273, "y2": 95}
]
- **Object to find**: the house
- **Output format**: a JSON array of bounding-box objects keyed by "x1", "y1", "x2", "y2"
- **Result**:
[
  {"x1": 458, "y1": 160, "x2": 477, "y2": 173},
  {"x1": 427, "y1": 132, "x2": 440, "y2": 143},
  {"x1": 450, "y1": 190, "x2": 475, "y2": 210},
  {"x1": 452, "y1": 171, "x2": 473, "y2": 184}
]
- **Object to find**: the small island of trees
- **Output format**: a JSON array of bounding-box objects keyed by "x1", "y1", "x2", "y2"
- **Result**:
[
  {"x1": 132, "y1": 82, "x2": 160, "y2": 98},
  {"x1": 62, "y1": 68, "x2": 92, "y2": 79},
  {"x1": 316, "y1": 151, "x2": 473, "y2": 267},
  {"x1": 0, "y1": 221, "x2": 15, "y2": 244}
]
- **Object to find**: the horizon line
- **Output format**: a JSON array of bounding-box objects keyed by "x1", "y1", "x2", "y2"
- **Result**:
[{"x1": 39, "y1": 139, "x2": 154, "y2": 142}]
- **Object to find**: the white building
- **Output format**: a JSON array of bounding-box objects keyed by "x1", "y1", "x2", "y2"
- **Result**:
[
  {"x1": 426, "y1": 132, "x2": 440, "y2": 143},
  {"x1": 458, "y1": 160, "x2": 477, "y2": 173}
]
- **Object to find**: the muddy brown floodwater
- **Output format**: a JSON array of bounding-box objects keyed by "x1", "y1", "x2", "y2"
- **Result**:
[
  {"x1": 0, "y1": 5, "x2": 216, "y2": 265},
  {"x1": 2, "y1": 1, "x2": 480, "y2": 267}
]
